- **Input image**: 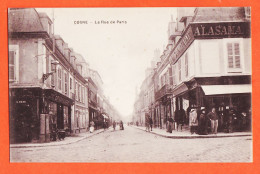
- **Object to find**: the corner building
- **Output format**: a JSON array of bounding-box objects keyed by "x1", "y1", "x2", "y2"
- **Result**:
[{"x1": 153, "y1": 7, "x2": 251, "y2": 131}]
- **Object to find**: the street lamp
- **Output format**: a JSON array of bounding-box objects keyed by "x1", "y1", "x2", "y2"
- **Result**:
[{"x1": 42, "y1": 60, "x2": 59, "y2": 83}]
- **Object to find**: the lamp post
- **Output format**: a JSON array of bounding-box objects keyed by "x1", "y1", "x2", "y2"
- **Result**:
[{"x1": 42, "y1": 60, "x2": 59, "y2": 83}]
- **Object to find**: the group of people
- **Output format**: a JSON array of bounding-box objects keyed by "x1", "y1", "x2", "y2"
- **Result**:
[
  {"x1": 190, "y1": 107, "x2": 251, "y2": 135},
  {"x1": 112, "y1": 120, "x2": 124, "y2": 131}
]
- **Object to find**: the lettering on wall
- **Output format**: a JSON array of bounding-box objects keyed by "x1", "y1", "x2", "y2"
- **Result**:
[{"x1": 192, "y1": 22, "x2": 250, "y2": 38}]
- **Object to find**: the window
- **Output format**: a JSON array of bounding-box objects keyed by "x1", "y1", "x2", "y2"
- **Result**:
[
  {"x1": 9, "y1": 45, "x2": 19, "y2": 82},
  {"x1": 178, "y1": 59, "x2": 182, "y2": 82},
  {"x1": 78, "y1": 84, "x2": 81, "y2": 102},
  {"x1": 70, "y1": 78, "x2": 73, "y2": 90},
  {"x1": 64, "y1": 72, "x2": 68, "y2": 94},
  {"x1": 168, "y1": 67, "x2": 173, "y2": 85},
  {"x1": 227, "y1": 42, "x2": 241, "y2": 69},
  {"x1": 57, "y1": 68, "x2": 62, "y2": 90},
  {"x1": 244, "y1": 7, "x2": 251, "y2": 19},
  {"x1": 185, "y1": 53, "x2": 188, "y2": 78},
  {"x1": 9, "y1": 51, "x2": 15, "y2": 81},
  {"x1": 172, "y1": 65, "x2": 176, "y2": 85},
  {"x1": 82, "y1": 87, "x2": 84, "y2": 103},
  {"x1": 75, "y1": 82, "x2": 78, "y2": 101}
]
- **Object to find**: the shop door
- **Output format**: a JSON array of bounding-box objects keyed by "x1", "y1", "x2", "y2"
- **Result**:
[{"x1": 57, "y1": 104, "x2": 64, "y2": 129}]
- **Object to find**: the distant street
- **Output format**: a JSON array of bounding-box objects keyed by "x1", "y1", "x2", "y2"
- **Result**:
[{"x1": 10, "y1": 125, "x2": 252, "y2": 162}]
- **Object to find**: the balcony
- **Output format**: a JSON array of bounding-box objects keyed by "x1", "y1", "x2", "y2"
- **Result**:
[{"x1": 155, "y1": 84, "x2": 173, "y2": 101}]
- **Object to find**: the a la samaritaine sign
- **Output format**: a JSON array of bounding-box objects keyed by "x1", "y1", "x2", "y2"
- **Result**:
[
  {"x1": 192, "y1": 22, "x2": 250, "y2": 38},
  {"x1": 169, "y1": 22, "x2": 250, "y2": 64}
]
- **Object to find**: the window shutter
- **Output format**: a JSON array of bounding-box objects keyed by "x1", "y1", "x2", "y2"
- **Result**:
[
  {"x1": 9, "y1": 51, "x2": 15, "y2": 81},
  {"x1": 178, "y1": 59, "x2": 182, "y2": 82},
  {"x1": 234, "y1": 43, "x2": 241, "y2": 68},
  {"x1": 172, "y1": 65, "x2": 176, "y2": 85},
  {"x1": 168, "y1": 67, "x2": 173, "y2": 85},
  {"x1": 227, "y1": 43, "x2": 234, "y2": 68},
  {"x1": 185, "y1": 53, "x2": 188, "y2": 77}
]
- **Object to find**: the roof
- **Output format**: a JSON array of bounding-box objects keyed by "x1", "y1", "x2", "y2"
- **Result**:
[
  {"x1": 192, "y1": 7, "x2": 246, "y2": 23},
  {"x1": 8, "y1": 8, "x2": 44, "y2": 33}
]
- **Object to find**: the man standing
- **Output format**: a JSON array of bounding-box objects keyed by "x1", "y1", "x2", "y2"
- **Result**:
[
  {"x1": 149, "y1": 116, "x2": 153, "y2": 131},
  {"x1": 207, "y1": 107, "x2": 219, "y2": 134}
]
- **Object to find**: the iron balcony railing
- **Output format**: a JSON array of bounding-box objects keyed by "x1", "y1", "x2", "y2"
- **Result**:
[{"x1": 155, "y1": 84, "x2": 173, "y2": 101}]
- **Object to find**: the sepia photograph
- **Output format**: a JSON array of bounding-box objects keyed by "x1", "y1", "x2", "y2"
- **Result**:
[{"x1": 8, "y1": 7, "x2": 252, "y2": 163}]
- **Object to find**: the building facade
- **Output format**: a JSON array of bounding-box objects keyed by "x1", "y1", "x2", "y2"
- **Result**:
[
  {"x1": 8, "y1": 8, "x2": 119, "y2": 143},
  {"x1": 133, "y1": 7, "x2": 251, "y2": 133}
]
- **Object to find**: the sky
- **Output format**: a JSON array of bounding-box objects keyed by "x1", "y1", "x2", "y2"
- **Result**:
[{"x1": 36, "y1": 8, "x2": 177, "y2": 119}]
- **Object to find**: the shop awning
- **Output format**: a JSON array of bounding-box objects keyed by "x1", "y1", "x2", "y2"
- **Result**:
[{"x1": 201, "y1": 84, "x2": 252, "y2": 96}]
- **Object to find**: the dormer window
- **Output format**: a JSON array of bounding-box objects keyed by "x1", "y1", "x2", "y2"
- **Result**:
[{"x1": 244, "y1": 7, "x2": 251, "y2": 19}]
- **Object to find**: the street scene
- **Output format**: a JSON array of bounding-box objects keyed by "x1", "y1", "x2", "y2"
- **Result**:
[
  {"x1": 8, "y1": 7, "x2": 252, "y2": 162},
  {"x1": 10, "y1": 125, "x2": 252, "y2": 162}
]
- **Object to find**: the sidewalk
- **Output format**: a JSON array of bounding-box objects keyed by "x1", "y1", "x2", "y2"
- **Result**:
[
  {"x1": 133, "y1": 126, "x2": 252, "y2": 139},
  {"x1": 10, "y1": 128, "x2": 108, "y2": 148}
]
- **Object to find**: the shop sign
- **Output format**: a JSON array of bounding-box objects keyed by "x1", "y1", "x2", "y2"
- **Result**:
[
  {"x1": 191, "y1": 22, "x2": 250, "y2": 39},
  {"x1": 169, "y1": 26, "x2": 194, "y2": 64},
  {"x1": 16, "y1": 100, "x2": 26, "y2": 104}
]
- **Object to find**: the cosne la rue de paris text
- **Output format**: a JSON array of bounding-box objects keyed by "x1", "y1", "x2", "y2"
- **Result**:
[{"x1": 74, "y1": 20, "x2": 127, "y2": 24}]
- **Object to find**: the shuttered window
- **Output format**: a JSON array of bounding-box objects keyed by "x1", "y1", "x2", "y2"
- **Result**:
[
  {"x1": 58, "y1": 68, "x2": 62, "y2": 90},
  {"x1": 227, "y1": 42, "x2": 241, "y2": 69},
  {"x1": 75, "y1": 82, "x2": 78, "y2": 101},
  {"x1": 178, "y1": 59, "x2": 182, "y2": 82},
  {"x1": 64, "y1": 72, "x2": 68, "y2": 94},
  {"x1": 185, "y1": 53, "x2": 188, "y2": 77},
  {"x1": 172, "y1": 65, "x2": 176, "y2": 86},
  {"x1": 9, "y1": 51, "x2": 15, "y2": 81},
  {"x1": 168, "y1": 67, "x2": 173, "y2": 85}
]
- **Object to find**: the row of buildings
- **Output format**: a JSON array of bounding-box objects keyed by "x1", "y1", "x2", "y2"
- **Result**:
[
  {"x1": 133, "y1": 7, "x2": 251, "y2": 132},
  {"x1": 8, "y1": 8, "x2": 121, "y2": 143}
]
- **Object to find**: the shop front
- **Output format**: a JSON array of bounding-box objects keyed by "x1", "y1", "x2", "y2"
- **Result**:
[
  {"x1": 9, "y1": 87, "x2": 74, "y2": 143},
  {"x1": 179, "y1": 76, "x2": 252, "y2": 133}
]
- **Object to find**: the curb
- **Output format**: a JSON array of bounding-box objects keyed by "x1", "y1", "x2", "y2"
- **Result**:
[
  {"x1": 134, "y1": 126, "x2": 252, "y2": 139},
  {"x1": 10, "y1": 129, "x2": 107, "y2": 148}
]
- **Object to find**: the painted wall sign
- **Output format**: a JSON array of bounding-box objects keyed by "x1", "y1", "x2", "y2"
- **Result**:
[
  {"x1": 191, "y1": 22, "x2": 250, "y2": 39},
  {"x1": 170, "y1": 26, "x2": 194, "y2": 64},
  {"x1": 168, "y1": 22, "x2": 250, "y2": 64}
]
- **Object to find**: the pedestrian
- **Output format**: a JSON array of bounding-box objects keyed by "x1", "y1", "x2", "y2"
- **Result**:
[
  {"x1": 120, "y1": 120, "x2": 124, "y2": 130},
  {"x1": 189, "y1": 108, "x2": 198, "y2": 134},
  {"x1": 198, "y1": 109, "x2": 207, "y2": 135},
  {"x1": 145, "y1": 113, "x2": 150, "y2": 132},
  {"x1": 227, "y1": 109, "x2": 234, "y2": 133},
  {"x1": 168, "y1": 117, "x2": 174, "y2": 133},
  {"x1": 113, "y1": 120, "x2": 116, "y2": 131},
  {"x1": 90, "y1": 120, "x2": 95, "y2": 133},
  {"x1": 207, "y1": 107, "x2": 219, "y2": 134},
  {"x1": 149, "y1": 116, "x2": 153, "y2": 131}
]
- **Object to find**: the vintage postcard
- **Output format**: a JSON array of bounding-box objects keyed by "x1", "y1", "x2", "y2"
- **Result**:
[{"x1": 1, "y1": 0, "x2": 260, "y2": 174}]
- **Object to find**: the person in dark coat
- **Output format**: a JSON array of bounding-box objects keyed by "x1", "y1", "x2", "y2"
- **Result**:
[
  {"x1": 198, "y1": 109, "x2": 207, "y2": 135},
  {"x1": 168, "y1": 117, "x2": 174, "y2": 133},
  {"x1": 149, "y1": 116, "x2": 153, "y2": 131}
]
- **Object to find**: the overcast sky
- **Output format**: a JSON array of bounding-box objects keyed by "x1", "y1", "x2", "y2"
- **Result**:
[{"x1": 36, "y1": 8, "x2": 177, "y2": 119}]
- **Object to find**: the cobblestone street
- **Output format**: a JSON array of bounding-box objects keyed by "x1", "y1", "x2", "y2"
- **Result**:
[{"x1": 10, "y1": 125, "x2": 252, "y2": 162}]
